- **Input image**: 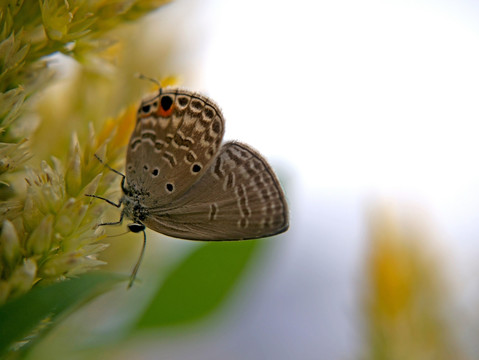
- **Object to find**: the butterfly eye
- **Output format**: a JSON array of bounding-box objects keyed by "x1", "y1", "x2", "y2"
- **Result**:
[{"x1": 128, "y1": 223, "x2": 145, "y2": 233}]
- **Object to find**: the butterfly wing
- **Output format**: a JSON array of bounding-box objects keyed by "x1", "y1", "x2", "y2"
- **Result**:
[
  {"x1": 125, "y1": 88, "x2": 225, "y2": 207},
  {"x1": 143, "y1": 142, "x2": 289, "y2": 240}
]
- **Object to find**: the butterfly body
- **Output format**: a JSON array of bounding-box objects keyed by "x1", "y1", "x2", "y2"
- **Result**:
[{"x1": 120, "y1": 190, "x2": 149, "y2": 225}]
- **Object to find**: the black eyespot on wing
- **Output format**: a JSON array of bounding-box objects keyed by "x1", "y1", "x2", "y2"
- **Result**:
[
  {"x1": 128, "y1": 223, "x2": 145, "y2": 233},
  {"x1": 142, "y1": 104, "x2": 151, "y2": 113},
  {"x1": 152, "y1": 168, "x2": 159, "y2": 176},
  {"x1": 161, "y1": 96, "x2": 173, "y2": 111},
  {"x1": 166, "y1": 183, "x2": 174, "y2": 192},
  {"x1": 192, "y1": 164, "x2": 202, "y2": 173}
]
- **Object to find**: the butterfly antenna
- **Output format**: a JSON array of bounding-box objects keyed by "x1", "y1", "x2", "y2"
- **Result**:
[
  {"x1": 135, "y1": 73, "x2": 161, "y2": 87},
  {"x1": 128, "y1": 229, "x2": 147, "y2": 289}
]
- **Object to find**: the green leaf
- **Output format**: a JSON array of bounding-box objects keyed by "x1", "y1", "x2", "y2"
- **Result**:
[
  {"x1": 0, "y1": 272, "x2": 125, "y2": 358},
  {"x1": 135, "y1": 240, "x2": 261, "y2": 328}
]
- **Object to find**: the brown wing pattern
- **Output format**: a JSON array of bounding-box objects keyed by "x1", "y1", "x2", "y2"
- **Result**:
[
  {"x1": 143, "y1": 142, "x2": 289, "y2": 240},
  {"x1": 125, "y1": 88, "x2": 225, "y2": 208}
]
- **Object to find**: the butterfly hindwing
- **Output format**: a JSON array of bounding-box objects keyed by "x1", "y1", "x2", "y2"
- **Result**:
[{"x1": 143, "y1": 142, "x2": 289, "y2": 240}]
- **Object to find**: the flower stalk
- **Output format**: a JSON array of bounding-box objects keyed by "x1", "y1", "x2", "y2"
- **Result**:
[{"x1": 0, "y1": 0, "x2": 170, "y2": 304}]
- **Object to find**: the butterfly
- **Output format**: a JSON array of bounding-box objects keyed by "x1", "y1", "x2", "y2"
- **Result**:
[{"x1": 88, "y1": 87, "x2": 289, "y2": 287}]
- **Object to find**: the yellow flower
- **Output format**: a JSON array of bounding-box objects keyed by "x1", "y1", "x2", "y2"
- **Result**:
[{"x1": 364, "y1": 206, "x2": 460, "y2": 360}]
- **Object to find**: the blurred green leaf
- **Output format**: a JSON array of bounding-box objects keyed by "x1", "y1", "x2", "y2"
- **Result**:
[
  {"x1": 0, "y1": 272, "x2": 125, "y2": 358},
  {"x1": 135, "y1": 240, "x2": 261, "y2": 328}
]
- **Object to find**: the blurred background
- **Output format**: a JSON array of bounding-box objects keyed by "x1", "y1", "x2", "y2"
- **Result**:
[{"x1": 29, "y1": 0, "x2": 479, "y2": 359}]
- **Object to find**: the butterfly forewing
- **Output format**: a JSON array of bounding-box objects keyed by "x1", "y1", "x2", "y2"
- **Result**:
[
  {"x1": 142, "y1": 142, "x2": 289, "y2": 240},
  {"x1": 126, "y1": 89, "x2": 225, "y2": 207}
]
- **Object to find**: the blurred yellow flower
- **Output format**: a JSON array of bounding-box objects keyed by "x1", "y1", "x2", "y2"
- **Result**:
[{"x1": 364, "y1": 206, "x2": 462, "y2": 360}]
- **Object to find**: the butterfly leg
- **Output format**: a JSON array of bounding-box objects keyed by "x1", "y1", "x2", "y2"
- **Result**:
[
  {"x1": 93, "y1": 154, "x2": 125, "y2": 177},
  {"x1": 85, "y1": 193, "x2": 124, "y2": 227},
  {"x1": 93, "y1": 154, "x2": 129, "y2": 194},
  {"x1": 96, "y1": 211, "x2": 125, "y2": 228},
  {"x1": 85, "y1": 194, "x2": 122, "y2": 208}
]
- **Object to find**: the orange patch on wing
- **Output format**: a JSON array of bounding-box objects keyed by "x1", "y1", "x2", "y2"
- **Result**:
[{"x1": 157, "y1": 104, "x2": 175, "y2": 118}]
